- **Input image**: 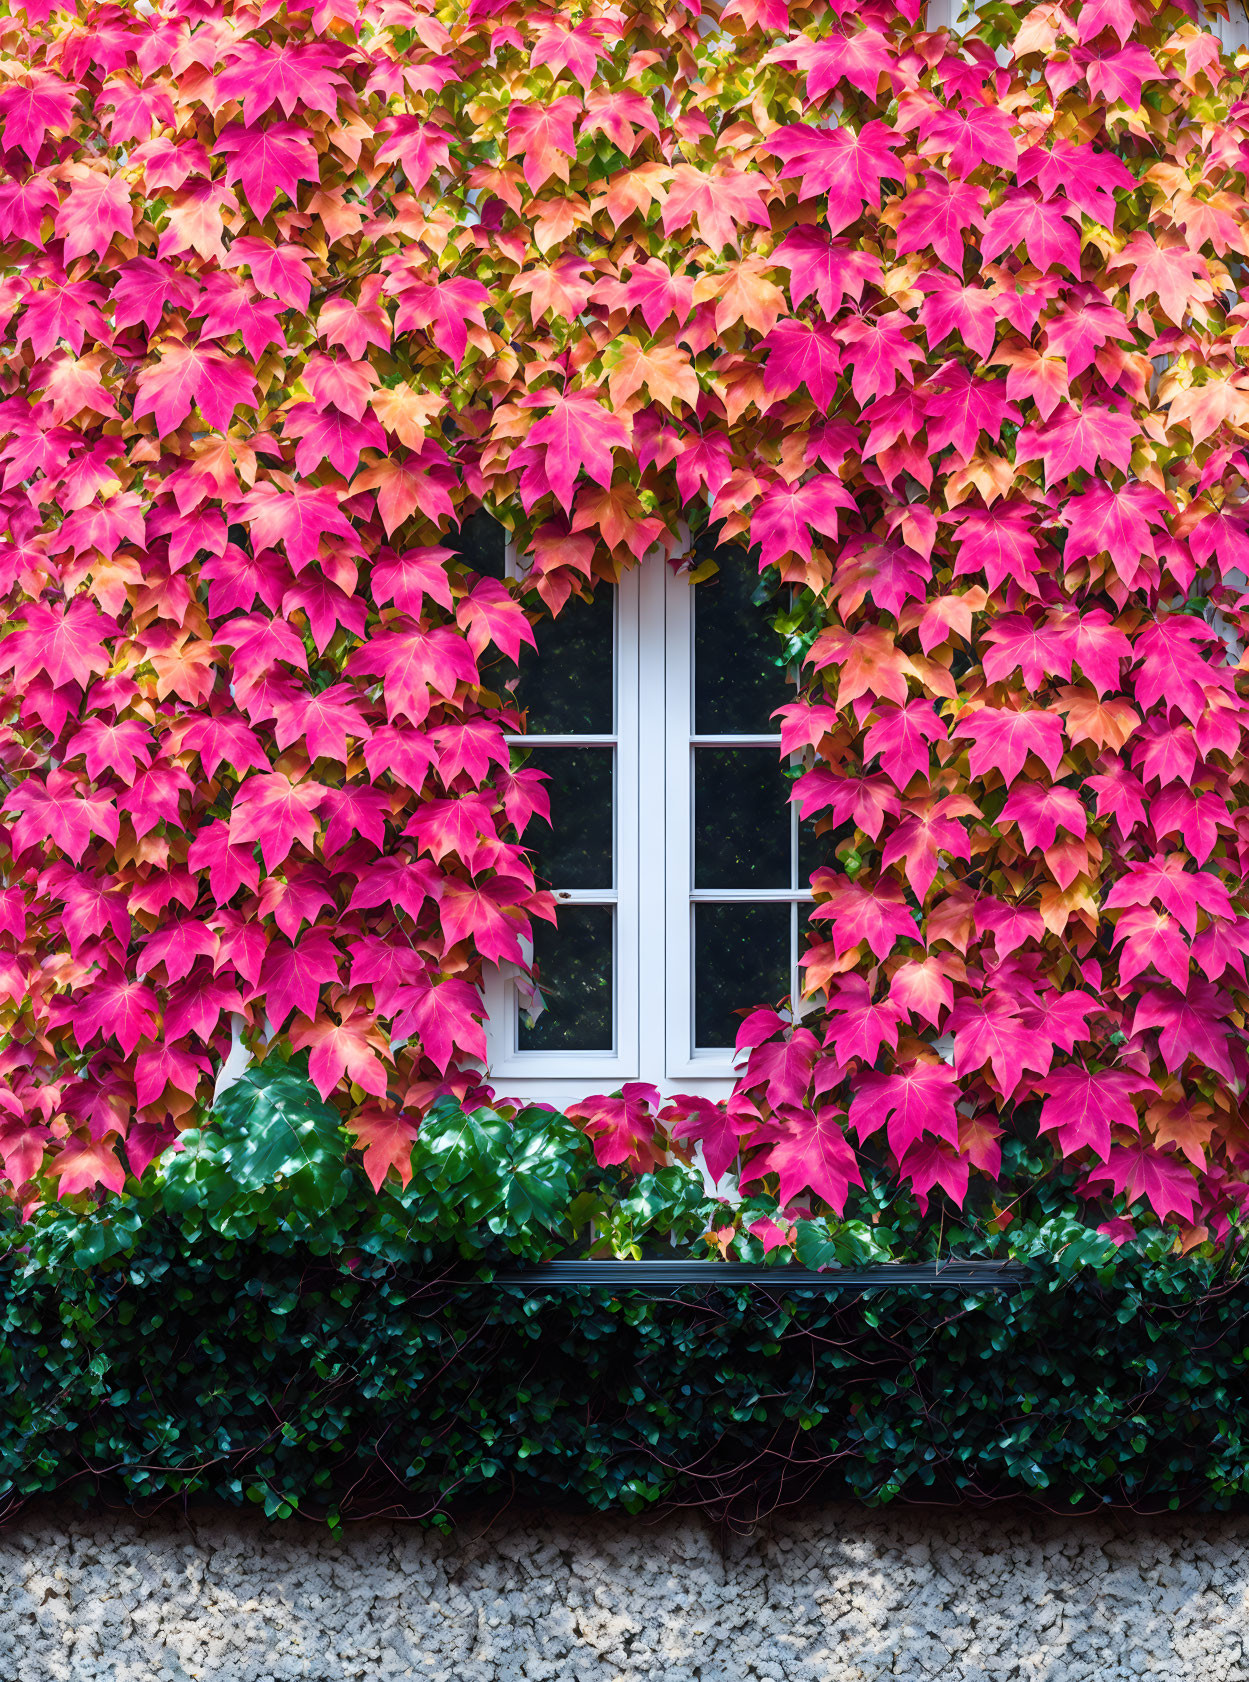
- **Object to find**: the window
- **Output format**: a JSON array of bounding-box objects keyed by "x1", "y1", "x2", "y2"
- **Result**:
[{"x1": 482, "y1": 538, "x2": 821, "y2": 1105}]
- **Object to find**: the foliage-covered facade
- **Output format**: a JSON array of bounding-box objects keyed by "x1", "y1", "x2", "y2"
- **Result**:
[{"x1": 2, "y1": 0, "x2": 1249, "y2": 1257}]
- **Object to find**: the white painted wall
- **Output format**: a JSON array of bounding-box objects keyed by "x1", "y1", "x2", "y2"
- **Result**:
[{"x1": 2, "y1": 1504, "x2": 1248, "y2": 1680}]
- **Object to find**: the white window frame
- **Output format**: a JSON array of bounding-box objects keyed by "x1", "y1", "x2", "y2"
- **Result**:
[{"x1": 482, "y1": 551, "x2": 813, "y2": 1107}]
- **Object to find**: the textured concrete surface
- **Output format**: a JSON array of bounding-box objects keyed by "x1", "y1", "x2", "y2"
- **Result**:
[{"x1": 0, "y1": 1503, "x2": 1246, "y2": 1680}]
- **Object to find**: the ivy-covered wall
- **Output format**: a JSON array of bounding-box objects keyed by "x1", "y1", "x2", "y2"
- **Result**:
[{"x1": 5, "y1": 0, "x2": 1249, "y2": 1258}]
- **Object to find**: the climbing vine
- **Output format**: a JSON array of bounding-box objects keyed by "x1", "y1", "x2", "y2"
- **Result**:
[{"x1": 2, "y1": 0, "x2": 1249, "y2": 1250}]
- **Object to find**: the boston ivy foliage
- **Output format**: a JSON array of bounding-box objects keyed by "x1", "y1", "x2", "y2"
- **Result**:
[{"x1": 5, "y1": 0, "x2": 1249, "y2": 1253}]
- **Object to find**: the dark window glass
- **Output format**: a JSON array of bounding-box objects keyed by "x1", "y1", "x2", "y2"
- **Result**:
[
  {"x1": 448, "y1": 508, "x2": 506, "y2": 577},
  {"x1": 694, "y1": 748, "x2": 791, "y2": 889},
  {"x1": 514, "y1": 587, "x2": 614, "y2": 735},
  {"x1": 519, "y1": 905, "x2": 613, "y2": 1051},
  {"x1": 694, "y1": 902, "x2": 790, "y2": 1049},
  {"x1": 693, "y1": 548, "x2": 785, "y2": 734},
  {"x1": 520, "y1": 747, "x2": 613, "y2": 890}
]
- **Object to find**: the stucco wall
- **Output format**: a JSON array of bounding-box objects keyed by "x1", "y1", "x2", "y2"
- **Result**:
[{"x1": 1, "y1": 1503, "x2": 1246, "y2": 1682}]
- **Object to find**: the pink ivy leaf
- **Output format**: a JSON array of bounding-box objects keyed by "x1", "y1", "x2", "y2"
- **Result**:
[
  {"x1": 741, "y1": 1107, "x2": 863, "y2": 1214},
  {"x1": 1036, "y1": 1065, "x2": 1156, "y2": 1161},
  {"x1": 849, "y1": 1061, "x2": 961, "y2": 1160}
]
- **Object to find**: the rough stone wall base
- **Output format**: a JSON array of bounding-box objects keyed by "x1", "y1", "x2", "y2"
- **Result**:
[{"x1": 1, "y1": 1504, "x2": 1246, "y2": 1681}]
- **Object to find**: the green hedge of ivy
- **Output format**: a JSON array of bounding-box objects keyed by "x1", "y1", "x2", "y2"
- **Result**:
[
  {"x1": 5, "y1": 1059, "x2": 1247, "y2": 1527},
  {"x1": 4, "y1": 1202, "x2": 1249, "y2": 1527}
]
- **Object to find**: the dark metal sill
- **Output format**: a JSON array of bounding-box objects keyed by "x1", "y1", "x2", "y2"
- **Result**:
[{"x1": 488, "y1": 1259, "x2": 1026, "y2": 1293}]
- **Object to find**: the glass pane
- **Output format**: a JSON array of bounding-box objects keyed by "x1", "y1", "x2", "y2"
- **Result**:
[
  {"x1": 694, "y1": 902, "x2": 791, "y2": 1049},
  {"x1": 522, "y1": 747, "x2": 613, "y2": 890},
  {"x1": 694, "y1": 548, "x2": 786, "y2": 734},
  {"x1": 514, "y1": 587, "x2": 614, "y2": 735},
  {"x1": 448, "y1": 508, "x2": 507, "y2": 577},
  {"x1": 519, "y1": 905, "x2": 613, "y2": 1051},
  {"x1": 694, "y1": 748, "x2": 791, "y2": 889}
]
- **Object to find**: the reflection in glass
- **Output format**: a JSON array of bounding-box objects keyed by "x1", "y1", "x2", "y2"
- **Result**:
[
  {"x1": 694, "y1": 902, "x2": 790, "y2": 1048},
  {"x1": 514, "y1": 587, "x2": 614, "y2": 734},
  {"x1": 519, "y1": 905, "x2": 614, "y2": 1051},
  {"x1": 694, "y1": 748, "x2": 791, "y2": 889},
  {"x1": 521, "y1": 747, "x2": 613, "y2": 890},
  {"x1": 448, "y1": 508, "x2": 506, "y2": 577},
  {"x1": 693, "y1": 548, "x2": 786, "y2": 734}
]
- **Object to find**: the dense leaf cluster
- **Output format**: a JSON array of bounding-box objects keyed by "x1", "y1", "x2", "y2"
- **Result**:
[
  {"x1": 4, "y1": 1193, "x2": 1248, "y2": 1526},
  {"x1": 4, "y1": 0, "x2": 1249, "y2": 1248}
]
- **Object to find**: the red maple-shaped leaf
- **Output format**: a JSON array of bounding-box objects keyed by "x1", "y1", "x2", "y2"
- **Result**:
[
  {"x1": 1036, "y1": 1065, "x2": 1155, "y2": 1161},
  {"x1": 894, "y1": 180, "x2": 986, "y2": 271},
  {"x1": 1105, "y1": 854, "x2": 1233, "y2": 935},
  {"x1": 890, "y1": 958, "x2": 954, "y2": 1028},
  {"x1": 525, "y1": 391, "x2": 631, "y2": 514},
  {"x1": 998, "y1": 784, "x2": 1087, "y2": 852},
  {"x1": 664, "y1": 1093, "x2": 756, "y2": 1185},
  {"x1": 1130, "y1": 979, "x2": 1237, "y2": 1082},
  {"x1": 896, "y1": 1138, "x2": 969, "y2": 1210},
  {"x1": 290, "y1": 1005, "x2": 391, "y2": 1100},
  {"x1": 948, "y1": 993, "x2": 1053, "y2": 1095},
  {"x1": 374, "y1": 117, "x2": 453, "y2": 195},
  {"x1": 228, "y1": 772, "x2": 326, "y2": 872},
  {"x1": 772, "y1": 228, "x2": 881, "y2": 315},
  {"x1": 742, "y1": 1107, "x2": 863, "y2": 1214},
  {"x1": 506, "y1": 98, "x2": 583, "y2": 191},
  {"x1": 217, "y1": 121, "x2": 321, "y2": 217},
  {"x1": 568, "y1": 1082, "x2": 662, "y2": 1169},
  {"x1": 54, "y1": 168, "x2": 133, "y2": 260},
  {"x1": 981, "y1": 188, "x2": 1083, "y2": 274},
  {"x1": 764, "y1": 120, "x2": 901, "y2": 231},
  {"x1": 61, "y1": 970, "x2": 159, "y2": 1056},
  {"x1": 258, "y1": 929, "x2": 342, "y2": 1030},
  {"x1": 761, "y1": 319, "x2": 842, "y2": 408},
  {"x1": 214, "y1": 40, "x2": 350, "y2": 123},
  {"x1": 881, "y1": 793, "x2": 977, "y2": 902},
  {"x1": 345, "y1": 1106, "x2": 420, "y2": 1192},
  {"x1": 3, "y1": 770, "x2": 119, "y2": 863},
  {"x1": 751, "y1": 475, "x2": 856, "y2": 568},
  {"x1": 0, "y1": 69, "x2": 76, "y2": 161},
  {"x1": 808, "y1": 872, "x2": 919, "y2": 961},
  {"x1": 661, "y1": 163, "x2": 769, "y2": 253},
  {"x1": 745, "y1": 1027, "x2": 822, "y2": 1108},
  {"x1": 1083, "y1": 1144, "x2": 1199, "y2": 1224},
  {"x1": 3, "y1": 596, "x2": 115, "y2": 689},
  {"x1": 1108, "y1": 231, "x2": 1210, "y2": 326},
  {"x1": 848, "y1": 1061, "x2": 960, "y2": 1160},
  {"x1": 863, "y1": 700, "x2": 945, "y2": 791},
  {"x1": 1130, "y1": 616, "x2": 1225, "y2": 726},
  {"x1": 51, "y1": 1136, "x2": 126, "y2": 1198},
  {"x1": 438, "y1": 875, "x2": 531, "y2": 965},
  {"x1": 920, "y1": 102, "x2": 1018, "y2": 176},
  {"x1": 347, "y1": 622, "x2": 478, "y2": 725},
  {"x1": 822, "y1": 974, "x2": 901, "y2": 1065},
  {"x1": 771, "y1": 25, "x2": 896, "y2": 102},
  {"x1": 456, "y1": 578, "x2": 537, "y2": 662},
  {"x1": 951, "y1": 706, "x2": 1066, "y2": 787},
  {"x1": 393, "y1": 276, "x2": 490, "y2": 368},
  {"x1": 133, "y1": 341, "x2": 259, "y2": 434},
  {"x1": 392, "y1": 977, "x2": 487, "y2": 1072},
  {"x1": 1016, "y1": 403, "x2": 1136, "y2": 484}
]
